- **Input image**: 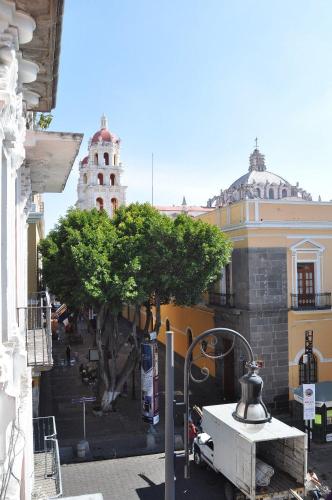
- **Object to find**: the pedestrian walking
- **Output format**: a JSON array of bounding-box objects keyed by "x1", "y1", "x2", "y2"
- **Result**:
[
  {"x1": 306, "y1": 469, "x2": 322, "y2": 500},
  {"x1": 66, "y1": 344, "x2": 71, "y2": 366}
]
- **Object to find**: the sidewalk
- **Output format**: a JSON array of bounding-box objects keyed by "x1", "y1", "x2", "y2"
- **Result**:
[
  {"x1": 39, "y1": 316, "x2": 332, "y2": 483},
  {"x1": 39, "y1": 316, "x2": 221, "y2": 462}
]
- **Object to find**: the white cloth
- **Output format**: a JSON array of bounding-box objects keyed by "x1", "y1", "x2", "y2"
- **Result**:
[
  {"x1": 306, "y1": 472, "x2": 319, "y2": 491},
  {"x1": 256, "y1": 459, "x2": 275, "y2": 487}
]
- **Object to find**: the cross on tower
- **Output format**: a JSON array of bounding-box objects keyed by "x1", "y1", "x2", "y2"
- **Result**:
[{"x1": 255, "y1": 137, "x2": 258, "y2": 149}]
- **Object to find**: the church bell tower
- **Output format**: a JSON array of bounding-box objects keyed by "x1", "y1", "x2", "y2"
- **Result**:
[{"x1": 77, "y1": 115, "x2": 127, "y2": 216}]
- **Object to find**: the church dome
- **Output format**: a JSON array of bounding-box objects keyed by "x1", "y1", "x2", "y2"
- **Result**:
[
  {"x1": 91, "y1": 114, "x2": 119, "y2": 144},
  {"x1": 229, "y1": 169, "x2": 288, "y2": 190},
  {"x1": 207, "y1": 141, "x2": 312, "y2": 208},
  {"x1": 91, "y1": 128, "x2": 118, "y2": 144}
]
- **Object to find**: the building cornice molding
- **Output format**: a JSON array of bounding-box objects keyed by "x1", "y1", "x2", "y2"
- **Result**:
[{"x1": 222, "y1": 221, "x2": 332, "y2": 232}]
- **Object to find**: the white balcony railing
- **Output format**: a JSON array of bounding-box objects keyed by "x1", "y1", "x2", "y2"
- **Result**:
[
  {"x1": 32, "y1": 416, "x2": 62, "y2": 498},
  {"x1": 18, "y1": 291, "x2": 53, "y2": 368}
]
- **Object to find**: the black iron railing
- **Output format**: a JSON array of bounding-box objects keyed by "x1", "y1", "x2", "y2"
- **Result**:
[
  {"x1": 33, "y1": 416, "x2": 62, "y2": 498},
  {"x1": 208, "y1": 292, "x2": 235, "y2": 308},
  {"x1": 290, "y1": 293, "x2": 331, "y2": 311},
  {"x1": 17, "y1": 291, "x2": 52, "y2": 367}
]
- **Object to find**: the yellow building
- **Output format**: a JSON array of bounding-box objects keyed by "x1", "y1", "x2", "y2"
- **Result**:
[
  {"x1": 155, "y1": 146, "x2": 332, "y2": 410},
  {"x1": 27, "y1": 194, "x2": 44, "y2": 296}
]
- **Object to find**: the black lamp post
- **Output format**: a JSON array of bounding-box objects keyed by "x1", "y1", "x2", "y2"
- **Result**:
[{"x1": 183, "y1": 327, "x2": 271, "y2": 479}]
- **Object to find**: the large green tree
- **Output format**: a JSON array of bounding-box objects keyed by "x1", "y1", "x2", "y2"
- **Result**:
[
  {"x1": 39, "y1": 208, "x2": 139, "y2": 410},
  {"x1": 40, "y1": 204, "x2": 232, "y2": 410},
  {"x1": 113, "y1": 203, "x2": 232, "y2": 335}
]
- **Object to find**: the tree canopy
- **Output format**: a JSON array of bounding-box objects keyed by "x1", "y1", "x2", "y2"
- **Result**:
[{"x1": 39, "y1": 204, "x2": 232, "y2": 408}]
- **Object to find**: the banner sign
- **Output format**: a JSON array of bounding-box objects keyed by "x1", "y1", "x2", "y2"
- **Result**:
[
  {"x1": 141, "y1": 341, "x2": 159, "y2": 425},
  {"x1": 303, "y1": 383, "x2": 315, "y2": 420}
]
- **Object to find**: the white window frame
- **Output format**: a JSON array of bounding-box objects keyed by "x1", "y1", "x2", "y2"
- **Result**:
[{"x1": 290, "y1": 239, "x2": 325, "y2": 295}]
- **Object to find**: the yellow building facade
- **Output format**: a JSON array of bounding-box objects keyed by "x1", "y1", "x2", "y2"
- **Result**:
[
  {"x1": 27, "y1": 194, "x2": 44, "y2": 296},
  {"x1": 154, "y1": 146, "x2": 332, "y2": 409}
]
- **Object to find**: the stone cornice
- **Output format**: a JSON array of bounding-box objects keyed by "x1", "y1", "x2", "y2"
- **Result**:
[{"x1": 16, "y1": 0, "x2": 64, "y2": 111}]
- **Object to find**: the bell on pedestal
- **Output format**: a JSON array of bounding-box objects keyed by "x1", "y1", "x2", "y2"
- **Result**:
[{"x1": 232, "y1": 362, "x2": 271, "y2": 425}]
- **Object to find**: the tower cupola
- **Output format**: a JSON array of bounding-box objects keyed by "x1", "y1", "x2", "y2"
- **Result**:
[{"x1": 77, "y1": 115, "x2": 127, "y2": 216}]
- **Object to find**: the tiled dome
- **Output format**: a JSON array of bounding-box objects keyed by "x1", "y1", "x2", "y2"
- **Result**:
[{"x1": 91, "y1": 128, "x2": 118, "y2": 144}]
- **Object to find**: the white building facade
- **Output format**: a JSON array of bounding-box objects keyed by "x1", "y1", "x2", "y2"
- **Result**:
[
  {"x1": 77, "y1": 115, "x2": 127, "y2": 217},
  {"x1": 0, "y1": 2, "x2": 82, "y2": 499}
]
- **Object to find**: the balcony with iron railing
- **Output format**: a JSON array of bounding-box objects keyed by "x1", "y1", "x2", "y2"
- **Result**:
[
  {"x1": 208, "y1": 292, "x2": 235, "y2": 308},
  {"x1": 32, "y1": 416, "x2": 62, "y2": 499},
  {"x1": 17, "y1": 291, "x2": 53, "y2": 368},
  {"x1": 290, "y1": 292, "x2": 331, "y2": 311}
]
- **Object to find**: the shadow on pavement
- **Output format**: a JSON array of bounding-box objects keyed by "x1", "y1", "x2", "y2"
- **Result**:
[{"x1": 136, "y1": 455, "x2": 225, "y2": 500}]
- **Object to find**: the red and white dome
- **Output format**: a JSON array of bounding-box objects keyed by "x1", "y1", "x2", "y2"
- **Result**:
[
  {"x1": 91, "y1": 128, "x2": 119, "y2": 144},
  {"x1": 91, "y1": 114, "x2": 119, "y2": 144}
]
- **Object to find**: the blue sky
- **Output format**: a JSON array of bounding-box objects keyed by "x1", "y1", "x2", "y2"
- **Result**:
[{"x1": 44, "y1": 0, "x2": 332, "y2": 233}]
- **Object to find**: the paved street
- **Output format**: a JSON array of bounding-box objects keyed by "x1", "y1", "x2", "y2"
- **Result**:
[
  {"x1": 40, "y1": 317, "x2": 221, "y2": 460},
  {"x1": 43, "y1": 316, "x2": 332, "y2": 499},
  {"x1": 61, "y1": 453, "x2": 225, "y2": 500}
]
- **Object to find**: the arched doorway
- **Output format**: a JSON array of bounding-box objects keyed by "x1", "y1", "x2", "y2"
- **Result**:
[{"x1": 97, "y1": 173, "x2": 103, "y2": 185}]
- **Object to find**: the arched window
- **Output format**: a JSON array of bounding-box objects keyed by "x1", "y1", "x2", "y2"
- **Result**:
[
  {"x1": 83, "y1": 173, "x2": 87, "y2": 184},
  {"x1": 299, "y1": 354, "x2": 317, "y2": 385},
  {"x1": 104, "y1": 152, "x2": 109, "y2": 166},
  {"x1": 282, "y1": 189, "x2": 287, "y2": 198},
  {"x1": 96, "y1": 197, "x2": 104, "y2": 211},
  {"x1": 269, "y1": 188, "x2": 274, "y2": 199},
  {"x1": 111, "y1": 198, "x2": 118, "y2": 212},
  {"x1": 97, "y1": 173, "x2": 103, "y2": 185},
  {"x1": 255, "y1": 188, "x2": 261, "y2": 198},
  {"x1": 110, "y1": 174, "x2": 115, "y2": 186},
  {"x1": 94, "y1": 153, "x2": 98, "y2": 165},
  {"x1": 113, "y1": 154, "x2": 117, "y2": 166}
]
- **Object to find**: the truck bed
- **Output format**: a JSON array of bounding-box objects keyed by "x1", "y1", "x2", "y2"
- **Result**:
[{"x1": 254, "y1": 467, "x2": 304, "y2": 500}]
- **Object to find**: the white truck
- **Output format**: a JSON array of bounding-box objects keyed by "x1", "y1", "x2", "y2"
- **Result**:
[{"x1": 193, "y1": 403, "x2": 307, "y2": 500}]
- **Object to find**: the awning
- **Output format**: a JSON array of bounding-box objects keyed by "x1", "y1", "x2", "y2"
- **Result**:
[
  {"x1": 25, "y1": 130, "x2": 83, "y2": 193},
  {"x1": 293, "y1": 381, "x2": 332, "y2": 408}
]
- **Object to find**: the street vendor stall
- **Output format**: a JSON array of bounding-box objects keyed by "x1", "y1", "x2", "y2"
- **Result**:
[{"x1": 293, "y1": 381, "x2": 332, "y2": 443}]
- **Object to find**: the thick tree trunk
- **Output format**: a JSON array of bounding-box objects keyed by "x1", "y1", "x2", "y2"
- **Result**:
[
  {"x1": 143, "y1": 302, "x2": 152, "y2": 334},
  {"x1": 98, "y1": 307, "x2": 140, "y2": 412},
  {"x1": 81, "y1": 308, "x2": 97, "y2": 345},
  {"x1": 131, "y1": 304, "x2": 140, "y2": 399},
  {"x1": 154, "y1": 293, "x2": 161, "y2": 335}
]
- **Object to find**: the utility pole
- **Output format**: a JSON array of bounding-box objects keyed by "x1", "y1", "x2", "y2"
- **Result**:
[
  {"x1": 304, "y1": 329, "x2": 314, "y2": 452},
  {"x1": 151, "y1": 153, "x2": 154, "y2": 206},
  {"x1": 165, "y1": 330, "x2": 175, "y2": 500}
]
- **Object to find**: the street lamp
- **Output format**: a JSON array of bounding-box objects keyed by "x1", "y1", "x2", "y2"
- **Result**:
[{"x1": 183, "y1": 327, "x2": 271, "y2": 479}]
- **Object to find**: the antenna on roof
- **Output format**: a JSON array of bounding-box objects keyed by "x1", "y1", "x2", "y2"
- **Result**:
[{"x1": 151, "y1": 153, "x2": 154, "y2": 206}]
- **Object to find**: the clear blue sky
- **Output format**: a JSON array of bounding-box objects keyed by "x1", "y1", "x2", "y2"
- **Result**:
[{"x1": 44, "y1": 0, "x2": 332, "y2": 233}]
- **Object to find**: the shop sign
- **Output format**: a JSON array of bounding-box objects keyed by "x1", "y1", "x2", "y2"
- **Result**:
[
  {"x1": 141, "y1": 341, "x2": 159, "y2": 425},
  {"x1": 303, "y1": 383, "x2": 315, "y2": 420}
]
